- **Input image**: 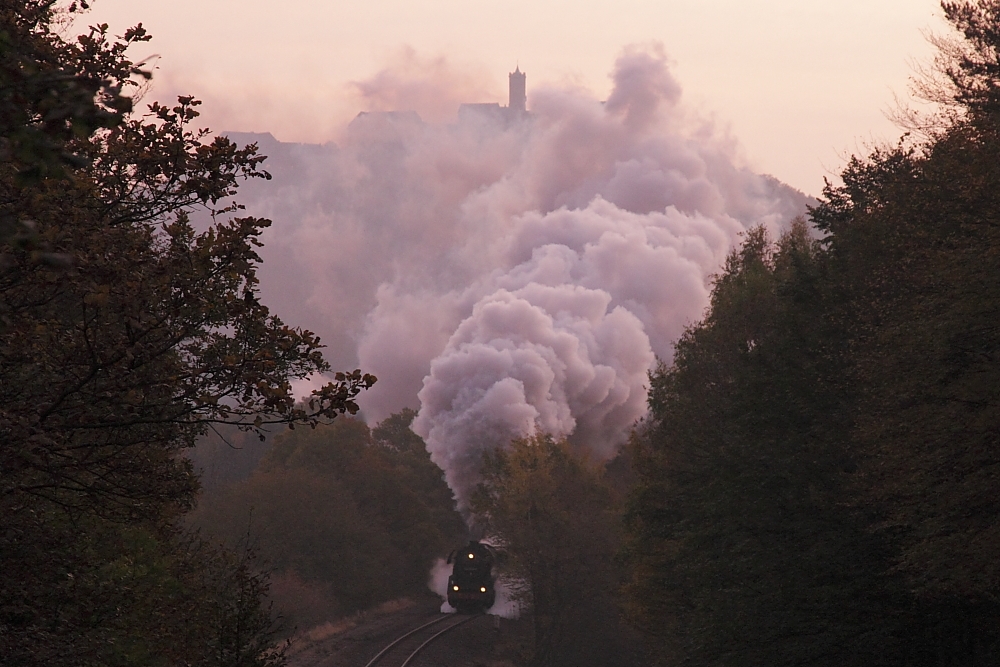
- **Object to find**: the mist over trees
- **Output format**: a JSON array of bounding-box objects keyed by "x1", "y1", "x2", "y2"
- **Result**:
[
  {"x1": 623, "y1": 1, "x2": 1000, "y2": 664},
  {"x1": 1, "y1": 2, "x2": 372, "y2": 663},
  {"x1": 191, "y1": 410, "x2": 467, "y2": 627}
]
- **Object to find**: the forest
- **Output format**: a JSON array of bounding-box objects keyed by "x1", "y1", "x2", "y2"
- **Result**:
[
  {"x1": 3, "y1": 1, "x2": 1000, "y2": 666},
  {"x1": 624, "y1": 2, "x2": 1000, "y2": 663}
]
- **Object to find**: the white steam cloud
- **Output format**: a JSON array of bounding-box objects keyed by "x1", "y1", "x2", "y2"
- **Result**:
[
  {"x1": 428, "y1": 558, "x2": 458, "y2": 614},
  {"x1": 228, "y1": 45, "x2": 810, "y2": 509}
]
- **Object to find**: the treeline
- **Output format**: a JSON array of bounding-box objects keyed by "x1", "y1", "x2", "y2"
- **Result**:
[
  {"x1": 1, "y1": 2, "x2": 373, "y2": 664},
  {"x1": 191, "y1": 410, "x2": 468, "y2": 628},
  {"x1": 622, "y1": 2, "x2": 1000, "y2": 665}
]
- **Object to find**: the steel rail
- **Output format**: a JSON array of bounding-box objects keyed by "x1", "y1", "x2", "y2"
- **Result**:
[
  {"x1": 361, "y1": 614, "x2": 454, "y2": 667},
  {"x1": 399, "y1": 613, "x2": 482, "y2": 667}
]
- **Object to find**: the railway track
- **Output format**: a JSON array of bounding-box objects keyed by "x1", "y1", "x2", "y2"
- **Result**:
[{"x1": 361, "y1": 612, "x2": 483, "y2": 667}]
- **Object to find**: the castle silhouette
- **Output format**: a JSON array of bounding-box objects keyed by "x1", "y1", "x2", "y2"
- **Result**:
[
  {"x1": 457, "y1": 66, "x2": 528, "y2": 124},
  {"x1": 348, "y1": 66, "x2": 529, "y2": 131}
]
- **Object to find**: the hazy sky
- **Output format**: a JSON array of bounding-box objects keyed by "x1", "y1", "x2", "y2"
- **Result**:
[{"x1": 82, "y1": 0, "x2": 942, "y2": 196}]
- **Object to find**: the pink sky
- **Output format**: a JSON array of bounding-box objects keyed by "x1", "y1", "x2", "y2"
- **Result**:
[{"x1": 81, "y1": 0, "x2": 940, "y2": 196}]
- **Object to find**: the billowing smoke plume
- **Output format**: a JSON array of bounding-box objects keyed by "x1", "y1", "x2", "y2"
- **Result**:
[{"x1": 229, "y1": 45, "x2": 810, "y2": 509}]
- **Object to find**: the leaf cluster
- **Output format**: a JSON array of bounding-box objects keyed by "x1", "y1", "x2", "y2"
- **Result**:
[{"x1": 0, "y1": 1, "x2": 141, "y2": 182}]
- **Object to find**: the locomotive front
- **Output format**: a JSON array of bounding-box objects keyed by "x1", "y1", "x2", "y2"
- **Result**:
[{"x1": 446, "y1": 540, "x2": 496, "y2": 612}]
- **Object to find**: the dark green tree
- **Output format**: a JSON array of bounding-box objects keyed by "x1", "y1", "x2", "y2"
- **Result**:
[
  {"x1": 624, "y1": 222, "x2": 899, "y2": 666},
  {"x1": 812, "y1": 16, "x2": 1000, "y2": 658},
  {"x1": 625, "y1": 3, "x2": 1000, "y2": 664},
  {"x1": 0, "y1": 2, "x2": 374, "y2": 663},
  {"x1": 0, "y1": 0, "x2": 144, "y2": 294}
]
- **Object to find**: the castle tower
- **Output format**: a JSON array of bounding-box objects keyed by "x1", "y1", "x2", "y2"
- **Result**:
[{"x1": 508, "y1": 66, "x2": 526, "y2": 113}]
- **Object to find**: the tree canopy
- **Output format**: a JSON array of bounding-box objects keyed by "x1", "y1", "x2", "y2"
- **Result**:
[
  {"x1": 623, "y1": 2, "x2": 1000, "y2": 664},
  {"x1": 191, "y1": 411, "x2": 467, "y2": 625},
  {"x1": 1, "y1": 2, "x2": 373, "y2": 663},
  {"x1": 472, "y1": 435, "x2": 644, "y2": 667}
]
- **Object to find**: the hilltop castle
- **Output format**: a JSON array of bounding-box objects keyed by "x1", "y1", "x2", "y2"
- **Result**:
[
  {"x1": 348, "y1": 66, "x2": 529, "y2": 132},
  {"x1": 457, "y1": 66, "x2": 528, "y2": 125}
]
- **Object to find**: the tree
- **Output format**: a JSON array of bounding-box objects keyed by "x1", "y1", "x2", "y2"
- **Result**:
[
  {"x1": 624, "y1": 3, "x2": 1000, "y2": 663},
  {"x1": 812, "y1": 37, "x2": 1000, "y2": 663},
  {"x1": 0, "y1": 0, "x2": 143, "y2": 299},
  {"x1": 472, "y1": 434, "x2": 640, "y2": 667},
  {"x1": 911, "y1": 0, "x2": 1000, "y2": 123},
  {"x1": 1, "y1": 3, "x2": 374, "y2": 663},
  {"x1": 191, "y1": 412, "x2": 467, "y2": 622},
  {"x1": 623, "y1": 222, "x2": 901, "y2": 666}
]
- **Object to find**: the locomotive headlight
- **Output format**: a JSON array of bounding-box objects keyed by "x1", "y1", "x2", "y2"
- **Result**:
[
  {"x1": 452, "y1": 585, "x2": 459, "y2": 591},
  {"x1": 468, "y1": 553, "x2": 474, "y2": 559},
  {"x1": 480, "y1": 587, "x2": 487, "y2": 593}
]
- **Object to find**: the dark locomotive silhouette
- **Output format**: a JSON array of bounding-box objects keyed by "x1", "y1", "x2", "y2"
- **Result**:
[{"x1": 446, "y1": 540, "x2": 496, "y2": 612}]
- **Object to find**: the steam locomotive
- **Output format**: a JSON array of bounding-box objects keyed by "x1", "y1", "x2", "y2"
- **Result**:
[{"x1": 446, "y1": 540, "x2": 496, "y2": 612}]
